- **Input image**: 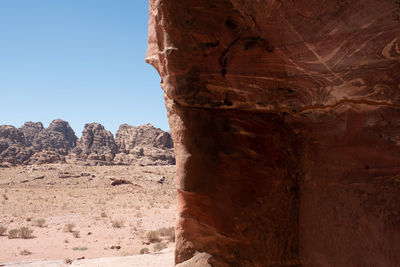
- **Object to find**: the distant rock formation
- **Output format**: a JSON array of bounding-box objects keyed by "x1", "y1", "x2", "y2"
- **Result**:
[
  {"x1": 116, "y1": 123, "x2": 173, "y2": 151},
  {"x1": 20, "y1": 121, "x2": 44, "y2": 145},
  {"x1": 30, "y1": 119, "x2": 77, "y2": 155},
  {"x1": 72, "y1": 123, "x2": 119, "y2": 165},
  {"x1": 114, "y1": 123, "x2": 175, "y2": 165},
  {"x1": 0, "y1": 125, "x2": 33, "y2": 164},
  {"x1": 0, "y1": 120, "x2": 174, "y2": 166}
]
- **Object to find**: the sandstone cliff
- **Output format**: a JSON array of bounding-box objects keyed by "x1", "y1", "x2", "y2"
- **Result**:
[{"x1": 146, "y1": 0, "x2": 400, "y2": 266}]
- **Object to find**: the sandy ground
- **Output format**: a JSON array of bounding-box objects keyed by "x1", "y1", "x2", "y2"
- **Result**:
[
  {"x1": 2, "y1": 248, "x2": 174, "y2": 267},
  {"x1": 0, "y1": 163, "x2": 176, "y2": 265}
]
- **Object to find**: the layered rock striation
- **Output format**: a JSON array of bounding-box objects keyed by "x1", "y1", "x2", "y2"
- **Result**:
[
  {"x1": 147, "y1": 0, "x2": 400, "y2": 266},
  {"x1": 0, "y1": 120, "x2": 174, "y2": 166}
]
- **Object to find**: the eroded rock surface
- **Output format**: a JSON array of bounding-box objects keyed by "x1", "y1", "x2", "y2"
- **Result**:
[
  {"x1": 72, "y1": 123, "x2": 119, "y2": 165},
  {"x1": 114, "y1": 123, "x2": 175, "y2": 165},
  {"x1": 0, "y1": 121, "x2": 174, "y2": 166},
  {"x1": 31, "y1": 119, "x2": 77, "y2": 155},
  {"x1": 0, "y1": 125, "x2": 32, "y2": 164},
  {"x1": 147, "y1": 0, "x2": 400, "y2": 266}
]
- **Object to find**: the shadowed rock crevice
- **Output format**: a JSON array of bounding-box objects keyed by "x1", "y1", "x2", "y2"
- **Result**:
[{"x1": 147, "y1": 0, "x2": 400, "y2": 266}]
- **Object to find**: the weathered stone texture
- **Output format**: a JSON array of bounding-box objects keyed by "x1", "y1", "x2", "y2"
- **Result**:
[
  {"x1": 72, "y1": 123, "x2": 119, "y2": 165},
  {"x1": 147, "y1": 0, "x2": 400, "y2": 266}
]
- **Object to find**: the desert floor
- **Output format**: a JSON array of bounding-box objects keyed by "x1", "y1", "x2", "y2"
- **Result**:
[{"x1": 0, "y1": 163, "x2": 176, "y2": 264}]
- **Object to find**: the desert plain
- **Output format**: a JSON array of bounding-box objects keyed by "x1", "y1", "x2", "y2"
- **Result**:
[{"x1": 0, "y1": 163, "x2": 176, "y2": 264}]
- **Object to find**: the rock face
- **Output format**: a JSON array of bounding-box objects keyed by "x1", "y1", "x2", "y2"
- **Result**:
[
  {"x1": 20, "y1": 121, "x2": 44, "y2": 145},
  {"x1": 147, "y1": 0, "x2": 400, "y2": 266},
  {"x1": 72, "y1": 123, "x2": 119, "y2": 165},
  {"x1": 0, "y1": 120, "x2": 174, "y2": 166},
  {"x1": 114, "y1": 123, "x2": 175, "y2": 165},
  {"x1": 0, "y1": 125, "x2": 33, "y2": 164},
  {"x1": 31, "y1": 119, "x2": 77, "y2": 155}
]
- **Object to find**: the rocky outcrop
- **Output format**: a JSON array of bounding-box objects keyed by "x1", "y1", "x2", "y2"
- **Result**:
[
  {"x1": 30, "y1": 119, "x2": 77, "y2": 155},
  {"x1": 72, "y1": 123, "x2": 119, "y2": 165},
  {"x1": 20, "y1": 121, "x2": 44, "y2": 145},
  {"x1": 28, "y1": 151, "x2": 66, "y2": 164},
  {"x1": 0, "y1": 125, "x2": 33, "y2": 164},
  {"x1": 0, "y1": 120, "x2": 174, "y2": 166},
  {"x1": 116, "y1": 123, "x2": 173, "y2": 151},
  {"x1": 147, "y1": 0, "x2": 400, "y2": 266},
  {"x1": 114, "y1": 123, "x2": 175, "y2": 165}
]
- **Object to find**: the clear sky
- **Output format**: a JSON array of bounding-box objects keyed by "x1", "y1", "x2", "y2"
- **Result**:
[{"x1": 0, "y1": 0, "x2": 167, "y2": 136}]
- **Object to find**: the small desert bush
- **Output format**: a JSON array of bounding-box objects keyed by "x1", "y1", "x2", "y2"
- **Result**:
[
  {"x1": 64, "y1": 223, "x2": 75, "y2": 232},
  {"x1": 145, "y1": 230, "x2": 161, "y2": 243},
  {"x1": 8, "y1": 229, "x2": 19, "y2": 239},
  {"x1": 111, "y1": 219, "x2": 124, "y2": 228},
  {"x1": 0, "y1": 225, "x2": 6, "y2": 236},
  {"x1": 34, "y1": 218, "x2": 46, "y2": 228},
  {"x1": 100, "y1": 212, "x2": 107, "y2": 218},
  {"x1": 19, "y1": 226, "x2": 34, "y2": 239},
  {"x1": 72, "y1": 231, "x2": 80, "y2": 238},
  {"x1": 158, "y1": 227, "x2": 175, "y2": 242},
  {"x1": 153, "y1": 242, "x2": 167, "y2": 252},
  {"x1": 140, "y1": 247, "x2": 150, "y2": 254}
]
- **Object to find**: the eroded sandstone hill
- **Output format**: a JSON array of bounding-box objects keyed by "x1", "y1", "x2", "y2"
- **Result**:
[
  {"x1": 146, "y1": 0, "x2": 400, "y2": 266},
  {"x1": 0, "y1": 119, "x2": 174, "y2": 166}
]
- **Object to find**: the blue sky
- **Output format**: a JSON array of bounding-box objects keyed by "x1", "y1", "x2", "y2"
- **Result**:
[{"x1": 0, "y1": 0, "x2": 167, "y2": 136}]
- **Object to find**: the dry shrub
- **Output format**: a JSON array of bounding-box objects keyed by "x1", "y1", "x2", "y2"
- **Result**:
[
  {"x1": 20, "y1": 249, "x2": 32, "y2": 255},
  {"x1": 64, "y1": 223, "x2": 75, "y2": 232},
  {"x1": 0, "y1": 225, "x2": 6, "y2": 236},
  {"x1": 140, "y1": 247, "x2": 150, "y2": 254},
  {"x1": 34, "y1": 218, "x2": 46, "y2": 228},
  {"x1": 158, "y1": 227, "x2": 175, "y2": 242},
  {"x1": 19, "y1": 227, "x2": 34, "y2": 239},
  {"x1": 64, "y1": 258, "x2": 73, "y2": 265},
  {"x1": 72, "y1": 231, "x2": 80, "y2": 238},
  {"x1": 111, "y1": 219, "x2": 124, "y2": 228},
  {"x1": 8, "y1": 229, "x2": 19, "y2": 239},
  {"x1": 153, "y1": 242, "x2": 167, "y2": 252},
  {"x1": 145, "y1": 230, "x2": 161, "y2": 243},
  {"x1": 100, "y1": 212, "x2": 107, "y2": 218}
]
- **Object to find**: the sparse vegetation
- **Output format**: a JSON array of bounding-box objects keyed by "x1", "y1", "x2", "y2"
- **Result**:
[
  {"x1": 19, "y1": 226, "x2": 34, "y2": 239},
  {"x1": 0, "y1": 163, "x2": 177, "y2": 261},
  {"x1": 64, "y1": 223, "x2": 76, "y2": 232},
  {"x1": 72, "y1": 246, "x2": 87, "y2": 251},
  {"x1": 0, "y1": 225, "x2": 7, "y2": 236},
  {"x1": 72, "y1": 230, "x2": 80, "y2": 238},
  {"x1": 111, "y1": 219, "x2": 124, "y2": 228},
  {"x1": 145, "y1": 230, "x2": 161, "y2": 243},
  {"x1": 140, "y1": 247, "x2": 150, "y2": 254},
  {"x1": 20, "y1": 249, "x2": 32, "y2": 255},
  {"x1": 153, "y1": 242, "x2": 167, "y2": 252},
  {"x1": 158, "y1": 226, "x2": 175, "y2": 242},
  {"x1": 34, "y1": 218, "x2": 46, "y2": 228},
  {"x1": 8, "y1": 228, "x2": 19, "y2": 239},
  {"x1": 145, "y1": 227, "x2": 175, "y2": 243},
  {"x1": 64, "y1": 258, "x2": 73, "y2": 265}
]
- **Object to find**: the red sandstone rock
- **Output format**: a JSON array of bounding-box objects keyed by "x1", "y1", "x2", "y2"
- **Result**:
[{"x1": 147, "y1": 0, "x2": 400, "y2": 266}]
